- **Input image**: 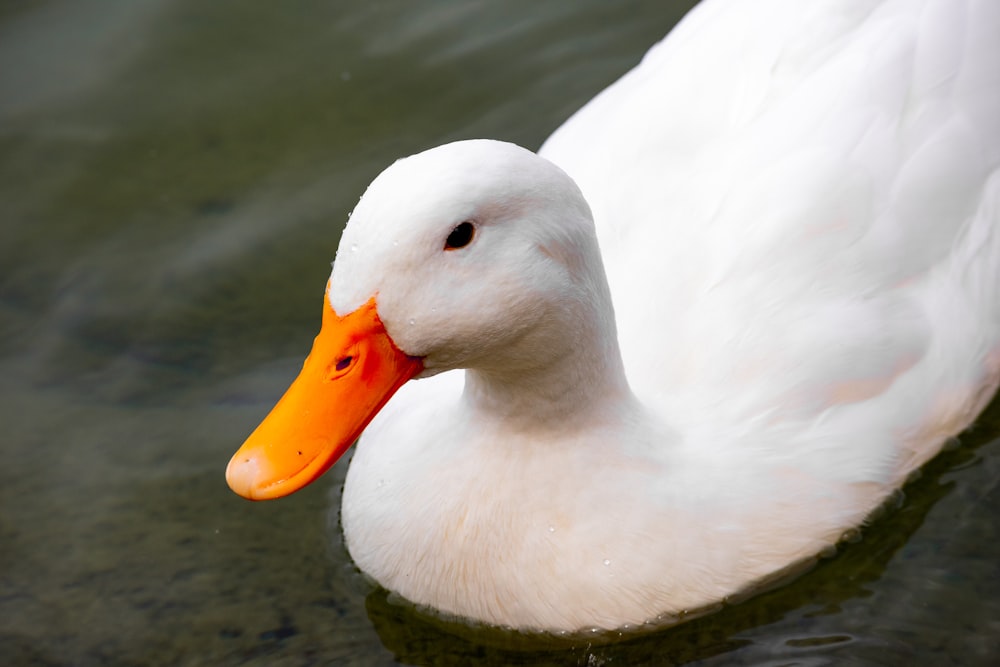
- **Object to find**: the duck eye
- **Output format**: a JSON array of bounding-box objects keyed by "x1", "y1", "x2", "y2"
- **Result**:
[{"x1": 444, "y1": 221, "x2": 475, "y2": 250}]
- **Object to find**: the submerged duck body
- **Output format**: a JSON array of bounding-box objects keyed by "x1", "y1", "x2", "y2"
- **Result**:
[{"x1": 228, "y1": 0, "x2": 1000, "y2": 631}]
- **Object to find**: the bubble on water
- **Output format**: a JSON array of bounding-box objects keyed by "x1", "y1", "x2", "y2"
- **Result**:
[{"x1": 840, "y1": 527, "x2": 862, "y2": 544}]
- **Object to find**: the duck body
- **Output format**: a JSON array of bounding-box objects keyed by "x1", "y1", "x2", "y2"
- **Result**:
[{"x1": 229, "y1": 0, "x2": 1000, "y2": 632}]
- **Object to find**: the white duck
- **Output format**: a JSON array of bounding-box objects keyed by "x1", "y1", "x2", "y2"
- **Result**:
[{"x1": 228, "y1": 0, "x2": 1000, "y2": 632}]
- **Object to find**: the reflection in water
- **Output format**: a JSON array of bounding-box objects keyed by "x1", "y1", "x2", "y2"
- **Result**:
[{"x1": 1, "y1": 1, "x2": 999, "y2": 665}]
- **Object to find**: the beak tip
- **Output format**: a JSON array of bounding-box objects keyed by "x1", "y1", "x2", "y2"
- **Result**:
[{"x1": 226, "y1": 454, "x2": 262, "y2": 500}]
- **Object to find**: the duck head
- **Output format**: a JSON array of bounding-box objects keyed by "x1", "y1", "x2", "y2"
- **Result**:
[{"x1": 226, "y1": 140, "x2": 607, "y2": 499}]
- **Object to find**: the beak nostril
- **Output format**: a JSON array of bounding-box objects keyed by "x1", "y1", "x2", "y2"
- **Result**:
[{"x1": 327, "y1": 351, "x2": 359, "y2": 381}]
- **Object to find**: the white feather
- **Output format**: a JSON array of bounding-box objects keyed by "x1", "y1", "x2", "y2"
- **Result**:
[{"x1": 328, "y1": 0, "x2": 1000, "y2": 631}]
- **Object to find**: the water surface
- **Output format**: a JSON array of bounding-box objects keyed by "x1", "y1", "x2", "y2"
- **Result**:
[{"x1": 1, "y1": 1, "x2": 998, "y2": 665}]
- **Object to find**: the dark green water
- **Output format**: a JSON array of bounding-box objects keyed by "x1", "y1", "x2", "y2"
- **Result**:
[{"x1": 1, "y1": 1, "x2": 998, "y2": 665}]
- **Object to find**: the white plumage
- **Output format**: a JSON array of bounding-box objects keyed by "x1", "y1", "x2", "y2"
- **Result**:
[{"x1": 246, "y1": 0, "x2": 1000, "y2": 632}]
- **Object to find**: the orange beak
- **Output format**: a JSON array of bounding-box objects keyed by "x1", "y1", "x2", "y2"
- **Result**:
[{"x1": 226, "y1": 293, "x2": 422, "y2": 500}]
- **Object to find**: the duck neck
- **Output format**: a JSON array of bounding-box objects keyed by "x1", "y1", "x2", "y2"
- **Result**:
[{"x1": 461, "y1": 273, "x2": 634, "y2": 432}]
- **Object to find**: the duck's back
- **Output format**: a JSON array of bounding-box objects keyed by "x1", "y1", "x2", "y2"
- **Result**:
[{"x1": 541, "y1": 0, "x2": 1000, "y2": 484}]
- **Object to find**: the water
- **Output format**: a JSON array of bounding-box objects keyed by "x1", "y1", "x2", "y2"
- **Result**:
[{"x1": 1, "y1": 1, "x2": 998, "y2": 665}]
